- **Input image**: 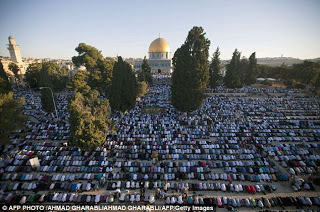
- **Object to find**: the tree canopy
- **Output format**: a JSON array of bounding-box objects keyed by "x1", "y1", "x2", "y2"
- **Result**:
[
  {"x1": 257, "y1": 60, "x2": 320, "y2": 90},
  {"x1": 0, "y1": 62, "x2": 11, "y2": 94},
  {"x1": 72, "y1": 43, "x2": 114, "y2": 94},
  {"x1": 68, "y1": 43, "x2": 115, "y2": 152},
  {"x1": 8, "y1": 63, "x2": 20, "y2": 77},
  {"x1": 239, "y1": 57, "x2": 249, "y2": 85},
  {"x1": 223, "y1": 50, "x2": 260, "y2": 88},
  {"x1": 24, "y1": 61, "x2": 69, "y2": 113},
  {"x1": 292, "y1": 60, "x2": 318, "y2": 85},
  {"x1": 8, "y1": 63, "x2": 22, "y2": 84},
  {"x1": 25, "y1": 63, "x2": 42, "y2": 88},
  {"x1": 224, "y1": 49, "x2": 242, "y2": 88},
  {"x1": 25, "y1": 61, "x2": 66, "y2": 114},
  {"x1": 245, "y1": 52, "x2": 259, "y2": 85},
  {"x1": 137, "y1": 56, "x2": 152, "y2": 84},
  {"x1": 72, "y1": 43, "x2": 104, "y2": 71},
  {"x1": 0, "y1": 92, "x2": 25, "y2": 143},
  {"x1": 38, "y1": 63, "x2": 56, "y2": 113},
  {"x1": 171, "y1": 26, "x2": 210, "y2": 112},
  {"x1": 315, "y1": 72, "x2": 320, "y2": 92},
  {"x1": 67, "y1": 70, "x2": 91, "y2": 94},
  {"x1": 69, "y1": 90, "x2": 113, "y2": 151},
  {"x1": 25, "y1": 61, "x2": 68, "y2": 91},
  {"x1": 209, "y1": 47, "x2": 222, "y2": 90},
  {"x1": 109, "y1": 56, "x2": 137, "y2": 113},
  {"x1": 137, "y1": 81, "x2": 148, "y2": 97}
]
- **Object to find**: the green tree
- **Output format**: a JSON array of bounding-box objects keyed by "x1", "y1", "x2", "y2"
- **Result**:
[
  {"x1": 25, "y1": 61, "x2": 68, "y2": 114},
  {"x1": 239, "y1": 57, "x2": 249, "y2": 85},
  {"x1": 72, "y1": 43, "x2": 104, "y2": 71},
  {"x1": 314, "y1": 72, "x2": 320, "y2": 92},
  {"x1": 69, "y1": 90, "x2": 113, "y2": 151},
  {"x1": 245, "y1": 52, "x2": 259, "y2": 85},
  {"x1": 277, "y1": 64, "x2": 292, "y2": 81},
  {"x1": 25, "y1": 63, "x2": 42, "y2": 88},
  {"x1": 209, "y1": 47, "x2": 222, "y2": 90},
  {"x1": 67, "y1": 70, "x2": 91, "y2": 94},
  {"x1": 8, "y1": 63, "x2": 20, "y2": 77},
  {"x1": 54, "y1": 66, "x2": 69, "y2": 91},
  {"x1": 68, "y1": 43, "x2": 115, "y2": 151},
  {"x1": 8, "y1": 62, "x2": 22, "y2": 84},
  {"x1": 0, "y1": 92, "x2": 25, "y2": 143},
  {"x1": 292, "y1": 60, "x2": 319, "y2": 85},
  {"x1": 257, "y1": 60, "x2": 320, "y2": 91},
  {"x1": 25, "y1": 61, "x2": 68, "y2": 91},
  {"x1": 138, "y1": 56, "x2": 153, "y2": 84},
  {"x1": 224, "y1": 49, "x2": 242, "y2": 88},
  {"x1": 39, "y1": 64, "x2": 55, "y2": 113},
  {"x1": 72, "y1": 43, "x2": 114, "y2": 93},
  {"x1": 41, "y1": 62, "x2": 65, "y2": 92},
  {"x1": 258, "y1": 64, "x2": 276, "y2": 78},
  {"x1": 109, "y1": 57, "x2": 137, "y2": 113},
  {"x1": 0, "y1": 62, "x2": 11, "y2": 94},
  {"x1": 137, "y1": 81, "x2": 148, "y2": 97},
  {"x1": 171, "y1": 26, "x2": 210, "y2": 112},
  {"x1": 102, "y1": 57, "x2": 115, "y2": 95},
  {"x1": 40, "y1": 88, "x2": 55, "y2": 114}
]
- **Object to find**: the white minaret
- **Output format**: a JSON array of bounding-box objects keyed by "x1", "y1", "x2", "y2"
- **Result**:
[{"x1": 7, "y1": 35, "x2": 23, "y2": 64}]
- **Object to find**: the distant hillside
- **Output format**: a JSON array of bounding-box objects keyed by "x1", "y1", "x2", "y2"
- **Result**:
[
  {"x1": 222, "y1": 57, "x2": 320, "y2": 66},
  {"x1": 257, "y1": 57, "x2": 320, "y2": 66}
]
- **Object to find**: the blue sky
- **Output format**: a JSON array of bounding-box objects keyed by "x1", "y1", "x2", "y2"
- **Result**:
[{"x1": 0, "y1": 0, "x2": 319, "y2": 60}]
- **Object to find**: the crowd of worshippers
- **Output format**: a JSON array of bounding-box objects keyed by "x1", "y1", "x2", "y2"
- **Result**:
[
  {"x1": 108, "y1": 84, "x2": 319, "y2": 174},
  {"x1": 0, "y1": 83, "x2": 319, "y2": 207},
  {"x1": 10, "y1": 88, "x2": 71, "y2": 141},
  {"x1": 208, "y1": 85, "x2": 303, "y2": 93},
  {"x1": 0, "y1": 141, "x2": 285, "y2": 181},
  {"x1": 2, "y1": 191, "x2": 320, "y2": 209}
]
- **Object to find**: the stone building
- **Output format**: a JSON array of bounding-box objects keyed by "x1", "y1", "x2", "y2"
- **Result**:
[{"x1": 134, "y1": 37, "x2": 172, "y2": 75}]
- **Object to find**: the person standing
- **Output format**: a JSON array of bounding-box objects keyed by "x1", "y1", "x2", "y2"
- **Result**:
[
  {"x1": 155, "y1": 188, "x2": 161, "y2": 199},
  {"x1": 140, "y1": 181, "x2": 144, "y2": 194},
  {"x1": 163, "y1": 181, "x2": 168, "y2": 192},
  {"x1": 181, "y1": 186, "x2": 188, "y2": 198}
]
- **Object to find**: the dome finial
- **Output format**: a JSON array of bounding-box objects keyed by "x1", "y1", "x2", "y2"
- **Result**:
[{"x1": 159, "y1": 33, "x2": 160, "y2": 38}]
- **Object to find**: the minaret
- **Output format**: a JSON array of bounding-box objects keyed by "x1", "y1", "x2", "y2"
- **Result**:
[{"x1": 7, "y1": 35, "x2": 23, "y2": 64}]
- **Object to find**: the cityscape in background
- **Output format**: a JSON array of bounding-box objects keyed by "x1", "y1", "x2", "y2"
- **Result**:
[
  {"x1": 1, "y1": 0, "x2": 320, "y2": 211},
  {"x1": 2, "y1": 35, "x2": 319, "y2": 80}
]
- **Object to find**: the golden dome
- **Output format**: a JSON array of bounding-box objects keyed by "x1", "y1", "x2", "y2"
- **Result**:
[{"x1": 149, "y1": 38, "x2": 171, "y2": 53}]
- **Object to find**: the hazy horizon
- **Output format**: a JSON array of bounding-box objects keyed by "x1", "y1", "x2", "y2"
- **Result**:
[{"x1": 0, "y1": 0, "x2": 320, "y2": 60}]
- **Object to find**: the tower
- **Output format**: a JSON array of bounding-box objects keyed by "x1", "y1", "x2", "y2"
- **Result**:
[{"x1": 7, "y1": 35, "x2": 23, "y2": 64}]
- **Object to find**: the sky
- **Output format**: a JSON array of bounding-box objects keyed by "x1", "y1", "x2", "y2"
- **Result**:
[{"x1": 0, "y1": 0, "x2": 319, "y2": 60}]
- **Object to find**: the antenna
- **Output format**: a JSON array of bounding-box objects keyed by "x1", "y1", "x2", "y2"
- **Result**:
[{"x1": 159, "y1": 33, "x2": 160, "y2": 38}]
